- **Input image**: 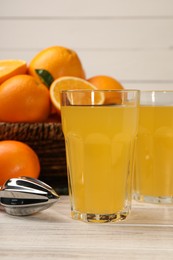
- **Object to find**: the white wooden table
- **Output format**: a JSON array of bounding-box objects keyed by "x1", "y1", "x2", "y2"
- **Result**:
[{"x1": 0, "y1": 196, "x2": 173, "y2": 260}]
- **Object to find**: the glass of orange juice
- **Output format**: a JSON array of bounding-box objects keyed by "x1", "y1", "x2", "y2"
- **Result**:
[
  {"x1": 61, "y1": 89, "x2": 139, "y2": 223},
  {"x1": 134, "y1": 90, "x2": 173, "y2": 204}
]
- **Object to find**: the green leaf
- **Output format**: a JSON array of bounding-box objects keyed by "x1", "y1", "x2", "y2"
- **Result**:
[{"x1": 35, "y1": 69, "x2": 54, "y2": 88}]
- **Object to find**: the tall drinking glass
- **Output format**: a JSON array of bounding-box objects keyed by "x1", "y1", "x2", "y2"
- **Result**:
[
  {"x1": 61, "y1": 89, "x2": 139, "y2": 222},
  {"x1": 134, "y1": 91, "x2": 173, "y2": 204}
]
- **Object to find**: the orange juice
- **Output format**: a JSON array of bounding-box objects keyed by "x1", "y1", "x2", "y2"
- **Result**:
[
  {"x1": 61, "y1": 105, "x2": 138, "y2": 218},
  {"x1": 135, "y1": 105, "x2": 173, "y2": 200}
]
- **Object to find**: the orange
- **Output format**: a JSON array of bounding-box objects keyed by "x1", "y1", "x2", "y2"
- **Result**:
[
  {"x1": 0, "y1": 74, "x2": 51, "y2": 122},
  {"x1": 0, "y1": 59, "x2": 27, "y2": 84},
  {"x1": 0, "y1": 140, "x2": 40, "y2": 186},
  {"x1": 87, "y1": 75, "x2": 124, "y2": 104},
  {"x1": 50, "y1": 76, "x2": 104, "y2": 114},
  {"x1": 28, "y1": 46, "x2": 86, "y2": 87}
]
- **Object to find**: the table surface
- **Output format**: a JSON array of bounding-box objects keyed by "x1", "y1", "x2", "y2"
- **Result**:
[{"x1": 1, "y1": 196, "x2": 173, "y2": 260}]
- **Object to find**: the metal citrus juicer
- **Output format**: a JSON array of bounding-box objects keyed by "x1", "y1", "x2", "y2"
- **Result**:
[{"x1": 0, "y1": 176, "x2": 60, "y2": 216}]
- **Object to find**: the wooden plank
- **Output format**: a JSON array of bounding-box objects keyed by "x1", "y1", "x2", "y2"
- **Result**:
[
  {"x1": 0, "y1": 197, "x2": 173, "y2": 260},
  {"x1": 0, "y1": 49, "x2": 173, "y2": 83},
  {"x1": 1, "y1": 0, "x2": 173, "y2": 17},
  {"x1": 80, "y1": 50, "x2": 173, "y2": 81},
  {"x1": 0, "y1": 19, "x2": 173, "y2": 49}
]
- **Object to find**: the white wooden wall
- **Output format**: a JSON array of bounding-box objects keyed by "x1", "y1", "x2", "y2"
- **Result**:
[{"x1": 1, "y1": 0, "x2": 173, "y2": 90}]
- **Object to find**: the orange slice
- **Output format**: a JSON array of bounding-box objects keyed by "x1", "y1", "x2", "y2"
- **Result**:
[
  {"x1": 0, "y1": 60, "x2": 27, "y2": 84},
  {"x1": 50, "y1": 76, "x2": 104, "y2": 113}
]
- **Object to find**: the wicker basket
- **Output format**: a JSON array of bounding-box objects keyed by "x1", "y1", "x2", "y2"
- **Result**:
[{"x1": 0, "y1": 122, "x2": 68, "y2": 194}]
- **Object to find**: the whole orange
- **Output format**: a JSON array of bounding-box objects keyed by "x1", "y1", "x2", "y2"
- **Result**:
[
  {"x1": 0, "y1": 74, "x2": 51, "y2": 122},
  {"x1": 0, "y1": 140, "x2": 40, "y2": 186},
  {"x1": 87, "y1": 75, "x2": 124, "y2": 104},
  {"x1": 28, "y1": 46, "x2": 86, "y2": 87}
]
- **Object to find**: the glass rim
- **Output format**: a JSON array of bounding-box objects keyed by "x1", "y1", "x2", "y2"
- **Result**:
[
  {"x1": 60, "y1": 89, "x2": 140, "y2": 94},
  {"x1": 140, "y1": 90, "x2": 173, "y2": 93}
]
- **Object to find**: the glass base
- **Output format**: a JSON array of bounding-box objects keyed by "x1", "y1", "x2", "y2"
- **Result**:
[
  {"x1": 134, "y1": 193, "x2": 173, "y2": 204},
  {"x1": 71, "y1": 209, "x2": 129, "y2": 223}
]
